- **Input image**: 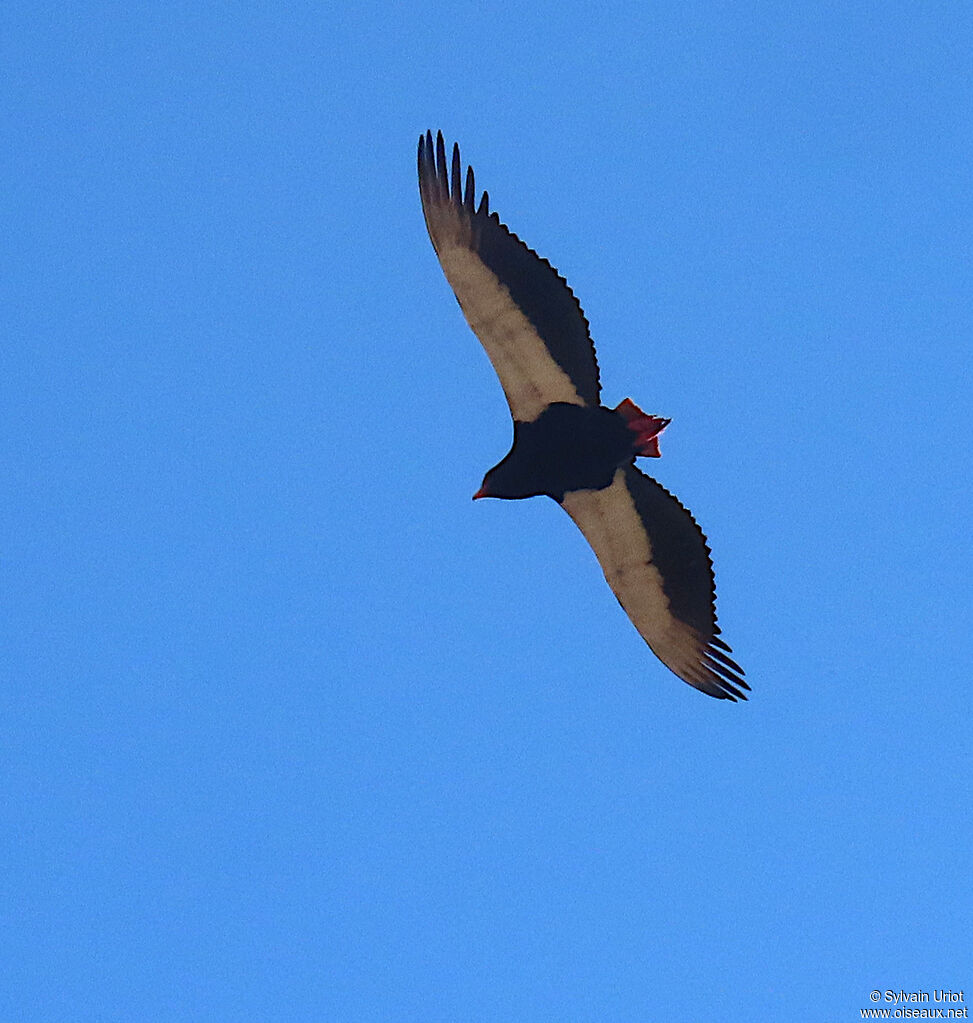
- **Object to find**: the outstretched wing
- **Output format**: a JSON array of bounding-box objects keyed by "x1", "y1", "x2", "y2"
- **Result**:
[
  {"x1": 560, "y1": 465, "x2": 748, "y2": 700},
  {"x1": 418, "y1": 130, "x2": 601, "y2": 423}
]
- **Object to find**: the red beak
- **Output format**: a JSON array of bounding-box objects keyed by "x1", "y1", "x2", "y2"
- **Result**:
[{"x1": 472, "y1": 485, "x2": 489, "y2": 500}]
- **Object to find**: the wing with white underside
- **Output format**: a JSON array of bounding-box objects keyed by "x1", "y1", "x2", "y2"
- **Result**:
[
  {"x1": 418, "y1": 131, "x2": 600, "y2": 423},
  {"x1": 560, "y1": 465, "x2": 747, "y2": 700}
]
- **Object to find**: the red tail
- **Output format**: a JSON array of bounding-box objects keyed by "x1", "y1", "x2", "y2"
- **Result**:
[{"x1": 615, "y1": 398, "x2": 670, "y2": 458}]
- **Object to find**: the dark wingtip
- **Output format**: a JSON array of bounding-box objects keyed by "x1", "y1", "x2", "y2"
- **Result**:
[
  {"x1": 419, "y1": 131, "x2": 485, "y2": 219},
  {"x1": 707, "y1": 644, "x2": 746, "y2": 678},
  {"x1": 696, "y1": 679, "x2": 744, "y2": 702},
  {"x1": 701, "y1": 640, "x2": 749, "y2": 701},
  {"x1": 420, "y1": 132, "x2": 495, "y2": 234},
  {"x1": 450, "y1": 142, "x2": 462, "y2": 203},
  {"x1": 435, "y1": 130, "x2": 447, "y2": 184},
  {"x1": 418, "y1": 130, "x2": 437, "y2": 192},
  {"x1": 704, "y1": 679, "x2": 748, "y2": 702}
]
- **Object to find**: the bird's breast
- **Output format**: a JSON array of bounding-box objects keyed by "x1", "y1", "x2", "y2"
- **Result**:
[{"x1": 512, "y1": 403, "x2": 635, "y2": 499}]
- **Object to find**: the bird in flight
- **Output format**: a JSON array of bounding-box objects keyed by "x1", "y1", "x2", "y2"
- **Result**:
[{"x1": 418, "y1": 131, "x2": 747, "y2": 701}]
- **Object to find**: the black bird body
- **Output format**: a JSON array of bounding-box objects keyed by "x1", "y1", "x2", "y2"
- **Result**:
[
  {"x1": 418, "y1": 131, "x2": 748, "y2": 701},
  {"x1": 479, "y1": 403, "x2": 636, "y2": 501}
]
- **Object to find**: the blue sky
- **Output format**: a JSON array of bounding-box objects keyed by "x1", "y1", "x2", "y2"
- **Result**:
[{"x1": 3, "y1": 2, "x2": 971, "y2": 1020}]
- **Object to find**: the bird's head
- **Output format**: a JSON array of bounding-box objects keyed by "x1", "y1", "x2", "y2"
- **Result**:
[{"x1": 473, "y1": 452, "x2": 544, "y2": 501}]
